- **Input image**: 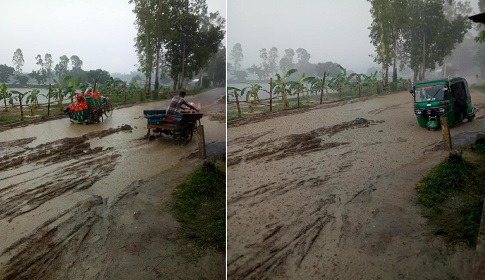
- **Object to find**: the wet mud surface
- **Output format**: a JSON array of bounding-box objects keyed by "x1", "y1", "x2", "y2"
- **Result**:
[
  {"x1": 0, "y1": 88, "x2": 226, "y2": 279},
  {"x1": 227, "y1": 91, "x2": 485, "y2": 279}
]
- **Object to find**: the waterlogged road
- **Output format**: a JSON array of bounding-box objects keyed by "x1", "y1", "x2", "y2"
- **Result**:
[
  {"x1": 0, "y1": 88, "x2": 226, "y2": 279},
  {"x1": 227, "y1": 90, "x2": 485, "y2": 279}
]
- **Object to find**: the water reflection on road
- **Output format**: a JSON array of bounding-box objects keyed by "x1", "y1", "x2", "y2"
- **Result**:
[{"x1": 0, "y1": 87, "x2": 226, "y2": 253}]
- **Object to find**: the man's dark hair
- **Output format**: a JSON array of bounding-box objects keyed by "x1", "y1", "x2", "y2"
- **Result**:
[{"x1": 179, "y1": 91, "x2": 186, "y2": 97}]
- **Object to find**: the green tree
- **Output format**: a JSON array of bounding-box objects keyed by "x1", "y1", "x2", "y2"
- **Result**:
[
  {"x1": 230, "y1": 43, "x2": 243, "y2": 72},
  {"x1": 87, "y1": 69, "x2": 111, "y2": 84},
  {"x1": 279, "y1": 48, "x2": 295, "y2": 74},
  {"x1": 401, "y1": 0, "x2": 471, "y2": 81},
  {"x1": 247, "y1": 64, "x2": 265, "y2": 80},
  {"x1": 44, "y1": 53, "x2": 53, "y2": 83},
  {"x1": 206, "y1": 44, "x2": 225, "y2": 86},
  {"x1": 268, "y1": 47, "x2": 279, "y2": 77},
  {"x1": 314, "y1": 62, "x2": 341, "y2": 78},
  {"x1": 70, "y1": 55, "x2": 83, "y2": 70},
  {"x1": 14, "y1": 75, "x2": 29, "y2": 86},
  {"x1": 12, "y1": 48, "x2": 24, "y2": 73},
  {"x1": 259, "y1": 48, "x2": 270, "y2": 79},
  {"x1": 0, "y1": 64, "x2": 15, "y2": 83},
  {"x1": 55, "y1": 55, "x2": 70, "y2": 81},
  {"x1": 295, "y1": 48, "x2": 313, "y2": 75}
]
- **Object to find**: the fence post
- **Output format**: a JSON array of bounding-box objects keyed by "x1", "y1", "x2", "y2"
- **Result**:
[
  {"x1": 18, "y1": 93, "x2": 24, "y2": 121},
  {"x1": 297, "y1": 90, "x2": 300, "y2": 107},
  {"x1": 269, "y1": 78, "x2": 273, "y2": 112},
  {"x1": 320, "y1": 72, "x2": 326, "y2": 104},
  {"x1": 441, "y1": 116, "x2": 452, "y2": 151},
  {"x1": 234, "y1": 89, "x2": 241, "y2": 118},
  {"x1": 47, "y1": 84, "x2": 52, "y2": 116},
  {"x1": 196, "y1": 125, "x2": 206, "y2": 159}
]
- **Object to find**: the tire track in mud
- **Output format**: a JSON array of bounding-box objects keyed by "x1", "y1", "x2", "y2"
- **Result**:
[
  {"x1": 0, "y1": 127, "x2": 130, "y2": 222},
  {"x1": 227, "y1": 181, "x2": 337, "y2": 279},
  {"x1": 228, "y1": 118, "x2": 382, "y2": 166},
  {"x1": 0, "y1": 196, "x2": 106, "y2": 280}
]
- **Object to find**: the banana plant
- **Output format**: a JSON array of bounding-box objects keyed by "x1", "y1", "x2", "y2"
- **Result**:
[
  {"x1": 227, "y1": 86, "x2": 243, "y2": 118},
  {"x1": 239, "y1": 83, "x2": 270, "y2": 113},
  {"x1": 273, "y1": 68, "x2": 297, "y2": 108},
  {"x1": 287, "y1": 73, "x2": 314, "y2": 107},
  {"x1": 327, "y1": 64, "x2": 349, "y2": 99},
  {"x1": 1, "y1": 83, "x2": 11, "y2": 111},
  {"x1": 25, "y1": 89, "x2": 40, "y2": 116},
  {"x1": 54, "y1": 75, "x2": 73, "y2": 112},
  {"x1": 10, "y1": 90, "x2": 25, "y2": 120},
  {"x1": 66, "y1": 76, "x2": 82, "y2": 103}
]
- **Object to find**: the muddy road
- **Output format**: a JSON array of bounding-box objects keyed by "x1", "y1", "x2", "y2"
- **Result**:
[
  {"x1": 227, "y1": 90, "x2": 485, "y2": 279},
  {"x1": 0, "y1": 88, "x2": 226, "y2": 279}
]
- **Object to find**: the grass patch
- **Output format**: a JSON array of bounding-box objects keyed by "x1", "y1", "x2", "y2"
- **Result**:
[
  {"x1": 171, "y1": 161, "x2": 225, "y2": 251},
  {"x1": 416, "y1": 151, "x2": 485, "y2": 247}
]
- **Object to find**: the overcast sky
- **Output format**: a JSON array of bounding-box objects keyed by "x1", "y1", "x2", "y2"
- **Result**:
[
  {"x1": 0, "y1": 0, "x2": 225, "y2": 75},
  {"x1": 228, "y1": 0, "x2": 481, "y2": 74}
]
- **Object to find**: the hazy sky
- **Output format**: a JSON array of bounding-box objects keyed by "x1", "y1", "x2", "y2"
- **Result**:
[
  {"x1": 0, "y1": 0, "x2": 225, "y2": 75},
  {"x1": 228, "y1": 0, "x2": 481, "y2": 74}
]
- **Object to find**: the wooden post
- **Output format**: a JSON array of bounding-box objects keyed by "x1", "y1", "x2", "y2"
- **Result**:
[
  {"x1": 234, "y1": 89, "x2": 241, "y2": 118},
  {"x1": 320, "y1": 72, "x2": 326, "y2": 104},
  {"x1": 269, "y1": 78, "x2": 273, "y2": 112},
  {"x1": 196, "y1": 125, "x2": 206, "y2": 159},
  {"x1": 297, "y1": 91, "x2": 300, "y2": 107},
  {"x1": 18, "y1": 93, "x2": 24, "y2": 121},
  {"x1": 47, "y1": 84, "x2": 52, "y2": 116},
  {"x1": 441, "y1": 116, "x2": 452, "y2": 151}
]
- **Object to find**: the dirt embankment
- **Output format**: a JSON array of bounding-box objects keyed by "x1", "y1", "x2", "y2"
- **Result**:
[{"x1": 227, "y1": 91, "x2": 485, "y2": 279}]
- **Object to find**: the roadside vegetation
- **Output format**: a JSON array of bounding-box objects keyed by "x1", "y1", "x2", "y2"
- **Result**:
[
  {"x1": 416, "y1": 144, "x2": 485, "y2": 247},
  {"x1": 227, "y1": 67, "x2": 411, "y2": 121},
  {"x1": 170, "y1": 160, "x2": 225, "y2": 251}
]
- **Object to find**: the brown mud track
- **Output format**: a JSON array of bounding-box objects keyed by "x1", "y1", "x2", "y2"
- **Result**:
[
  {"x1": 0, "y1": 88, "x2": 226, "y2": 280},
  {"x1": 227, "y1": 118, "x2": 381, "y2": 166},
  {"x1": 0, "y1": 127, "x2": 131, "y2": 222},
  {"x1": 227, "y1": 91, "x2": 485, "y2": 279}
]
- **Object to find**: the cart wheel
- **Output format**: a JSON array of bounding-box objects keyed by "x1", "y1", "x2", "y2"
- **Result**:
[
  {"x1": 178, "y1": 124, "x2": 194, "y2": 145},
  {"x1": 103, "y1": 101, "x2": 113, "y2": 118}
]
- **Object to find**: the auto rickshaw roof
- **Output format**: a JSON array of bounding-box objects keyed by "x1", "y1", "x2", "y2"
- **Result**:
[{"x1": 414, "y1": 77, "x2": 467, "y2": 88}]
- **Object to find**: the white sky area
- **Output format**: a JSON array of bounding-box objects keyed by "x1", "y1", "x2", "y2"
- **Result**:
[
  {"x1": 228, "y1": 0, "x2": 481, "y2": 74},
  {"x1": 0, "y1": 0, "x2": 226, "y2": 74}
]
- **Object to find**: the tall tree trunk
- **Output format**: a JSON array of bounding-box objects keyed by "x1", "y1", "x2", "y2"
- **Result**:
[
  {"x1": 420, "y1": 33, "x2": 426, "y2": 80},
  {"x1": 154, "y1": 43, "x2": 160, "y2": 91},
  {"x1": 393, "y1": 37, "x2": 398, "y2": 83},
  {"x1": 199, "y1": 68, "x2": 204, "y2": 87},
  {"x1": 179, "y1": 43, "x2": 186, "y2": 89},
  {"x1": 413, "y1": 69, "x2": 419, "y2": 82},
  {"x1": 442, "y1": 58, "x2": 447, "y2": 78}
]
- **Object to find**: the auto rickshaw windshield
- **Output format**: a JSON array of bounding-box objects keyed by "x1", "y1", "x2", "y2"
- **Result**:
[{"x1": 414, "y1": 84, "x2": 449, "y2": 102}]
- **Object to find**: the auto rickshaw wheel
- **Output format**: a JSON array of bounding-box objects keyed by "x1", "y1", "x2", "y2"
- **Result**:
[
  {"x1": 468, "y1": 115, "x2": 475, "y2": 122},
  {"x1": 178, "y1": 123, "x2": 194, "y2": 145}
]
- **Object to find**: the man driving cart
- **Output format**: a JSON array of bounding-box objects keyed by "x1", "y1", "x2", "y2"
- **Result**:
[{"x1": 167, "y1": 91, "x2": 199, "y2": 114}]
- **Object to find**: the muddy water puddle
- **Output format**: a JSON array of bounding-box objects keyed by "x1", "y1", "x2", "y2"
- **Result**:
[{"x1": 0, "y1": 90, "x2": 226, "y2": 258}]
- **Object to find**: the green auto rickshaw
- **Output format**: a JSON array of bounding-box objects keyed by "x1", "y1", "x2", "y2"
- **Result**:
[{"x1": 409, "y1": 77, "x2": 476, "y2": 130}]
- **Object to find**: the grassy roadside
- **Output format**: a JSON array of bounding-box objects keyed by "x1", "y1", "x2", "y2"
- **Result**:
[
  {"x1": 416, "y1": 143, "x2": 485, "y2": 247},
  {"x1": 170, "y1": 160, "x2": 226, "y2": 251}
]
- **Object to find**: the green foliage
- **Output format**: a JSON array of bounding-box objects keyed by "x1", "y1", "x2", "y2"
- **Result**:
[
  {"x1": 0, "y1": 83, "x2": 11, "y2": 111},
  {"x1": 171, "y1": 162, "x2": 225, "y2": 251},
  {"x1": 0, "y1": 64, "x2": 15, "y2": 83},
  {"x1": 12, "y1": 48, "x2": 24, "y2": 73},
  {"x1": 416, "y1": 155, "x2": 485, "y2": 247},
  {"x1": 14, "y1": 75, "x2": 29, "y2": 86}
]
